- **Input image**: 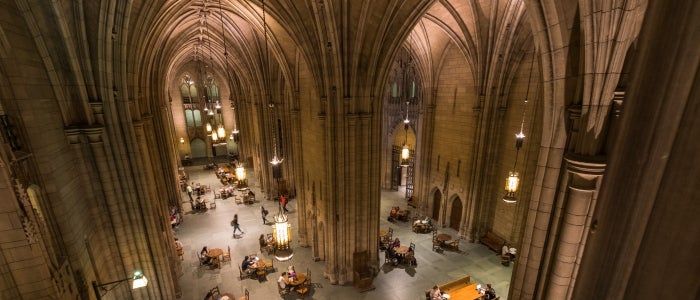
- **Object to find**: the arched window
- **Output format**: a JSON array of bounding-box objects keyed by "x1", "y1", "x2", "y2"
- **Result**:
[
  {"x1": 185, "y1": 109, "x2": 202, "y2": 136},
  {"x1": 203, "y1": 74, "x2": 219, "y2": 103},
  {"x1": 181, "y1": 74, "x2": 198, "y2": 103}
]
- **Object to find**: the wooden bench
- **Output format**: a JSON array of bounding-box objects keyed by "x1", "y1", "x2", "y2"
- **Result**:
[
  {"x1": 425, "y1": 276, "x2": 475, "y2": 299},
  {"x1": 439, "y1": 275, "x2": 471, "y2": 293},
  {"x1": 480, "y1": 231, "x2": 506, "y2": 253},
  {"x1": 407, "y1": 196, "x2": 418, "y2": 208}
]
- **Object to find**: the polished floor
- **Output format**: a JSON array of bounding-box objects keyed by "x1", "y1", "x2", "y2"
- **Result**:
[{"x1": 174, "y1": 163, "x2": 513, "y2": 300}]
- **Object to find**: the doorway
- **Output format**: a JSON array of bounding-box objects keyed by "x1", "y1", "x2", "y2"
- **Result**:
[
  {"x1": 190, "y1": 138, "x2": 206, "y2": 158},
  {"x1": 449, "y1": 197, "x2": 462, "y2": 231},
  {"x1": 432, "y1": 190, "x2": 442, "y2": 220}
]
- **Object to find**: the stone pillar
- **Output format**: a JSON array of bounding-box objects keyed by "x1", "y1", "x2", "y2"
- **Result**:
[
  {"x1": 545, "y1": 155, "x2": 604, "y2": 299},
  {"x1": 416, "y1": 90, "x2": 437, "y2": 218},
  {"x1": 572, "y1": 0, "x2": 700, "y2": 298},
  {"x1": 466, "y1": 98, "x2": 484, "y2": 242}
]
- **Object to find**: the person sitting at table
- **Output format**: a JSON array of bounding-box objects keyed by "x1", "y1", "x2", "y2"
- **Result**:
[
  {"x1": 430, "y1": 285, "x2": 448, "y2": 300},
  {"x1": 241, "y1": 256, "x2": 254, "y2": 274},
  {"x1": 508, "y1": 247, "x2": 517, "y2": 261},
  {"x1": 389, "y1": 206, "x2": 399, "y2": 221},
  {"x1": 391, "y1": 237, "x2": 401, "y2": 249},
  {"x1": 195, "y1": 196, "x2": 206, "y2": 210},
  {"x1": 287, "y1": 265, "x2": 297, "y2": 280},
  {"x1": 481, "y1": 283, "x2": 496, "y2": 300},
  {"x1": 278, "y1": 272, "x2": 293, "y2": 292},
  {"x1": 200, "y1": 247, "x2": 211, "y2": 265}
]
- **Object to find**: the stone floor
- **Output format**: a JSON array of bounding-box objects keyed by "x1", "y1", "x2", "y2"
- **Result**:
[{"x1": 174, "y1": 163, "x2": 513, "y2": 300}]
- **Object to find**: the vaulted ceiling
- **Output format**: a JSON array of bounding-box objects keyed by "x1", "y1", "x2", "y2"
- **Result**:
[{"x1": 105, "y1": 0, "x2": 532, "y2": 111}]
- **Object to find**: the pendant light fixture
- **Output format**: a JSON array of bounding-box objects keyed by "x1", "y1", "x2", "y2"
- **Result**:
[{"x1": 503, "y1": 53, "x2": 535, "y2": 203}]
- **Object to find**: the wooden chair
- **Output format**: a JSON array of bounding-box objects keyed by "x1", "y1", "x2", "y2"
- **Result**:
[
  {"x1": 296, "y1": 285, "x2": 309, "y2": 299},
  {"x1": 196, "y1": 250, "x2": 207, "y2": 267},
  {"x1": 446, "y1": 239, "x2": 460, "y2": 251},
  {"x1": 205, "y1": 286, "x2": 220, "y2": 300},
  {"x1": 238, "y1": 265, "x2": 251, "y2": 280},
  {"x1": 255, "y1": 268, "x2": 267, "y2": 281},
  {"x1": 501, "y1": 254, "x2": 511, "y2": 266},
  {"x1": 353, "y1": 250, "x2": 375, "y2": 292},
  {"x1": 296, "y1": 270, "x2": 311, "y2": 298},
  {"x1": 432, "y1": 229, "x2": 443, "y2": 252},
  {"x1": 209, "y1": 199, "x2": 217, "y2": 209},
  {"x1": 237, "y1": 289, "x2": 249, "y2": 300},
  {"x1": 221, "y1": 246, "x2": 231, "y2": 264},
  {"x1": 278, "y1": 283, "x2": 289, "y2": 295},
  {"x1": 405, "y1": 249, "x2": 417, "y2": 266},
  {"x1": 263, "y1": 259, "x2": 274, "y2": 273}
]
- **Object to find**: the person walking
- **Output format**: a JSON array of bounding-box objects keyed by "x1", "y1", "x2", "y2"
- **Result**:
[
  {"x1": 174, "y1": 238, "x2": 184, "y2": 260},
  {"x1": 280, "y1": 195, "x2": 289, "y2": 213},
  {"x1": 261, "y1": 206, "x2": 269, "y2": 224},
  {"x1": 231, "y1": 214, "x2": 244, "y2": 237},
  {"x1": 186, "y1": 184, "x2": 193, "y2": 201}
]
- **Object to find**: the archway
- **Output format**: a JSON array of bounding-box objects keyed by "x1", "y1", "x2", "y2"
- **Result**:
[
  {"x1": 449, "y1": 197, "x2": 462, "y2": 231},
  {"x1": 190, "y1": 138, "x2": 206, "y2": 158},
  {"x1": 432, "y1": 189, "x2": 442, "y2": 220}
]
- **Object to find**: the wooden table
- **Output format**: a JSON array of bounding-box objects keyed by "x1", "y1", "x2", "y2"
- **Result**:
[
  {"x1": 249, "y1": 260, "x2": 267, "y2": 278},
  {"x1": 207, "y1": 248, "x2": 223, "y2": 268},
  {"x1": 443, "y1": 283, "x2": 482, "y2": 300},
  {"x1": 288, "y1": 273, "x2": 308, "y2": 286},
  {"x1": 379, "y1": 230, "x2": 388, "y2": 239},
  {"x1": 437, "y1": 233, "x2": 452, "y2": 242},
  {"x1": 208, "y1": 248, "x2": 223, "y2": 258},
  {"x1": 394, "y1": 245, "x2": 409, "y2": 255},
  {"x1": 250, "y1": 258, "x2": 270, "y2": 270}
]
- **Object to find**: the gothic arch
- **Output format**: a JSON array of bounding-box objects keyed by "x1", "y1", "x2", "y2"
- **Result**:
[
  {"x1": 431, "y1": 188, "x2": 442, "y2": 221},
  {"x1": 447, "y1": 195, "x2": 463, "y2": 231},
  {"x1": 190, "y1": 138, "x2": 207, "y2": 158}
]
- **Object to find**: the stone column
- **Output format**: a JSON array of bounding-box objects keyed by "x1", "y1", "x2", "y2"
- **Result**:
[
  {"x1": 545, "y1": 155, "x2": 604, "y2": 299},
  {"x1": 466, "y1": 98, "x2": 484, "y2": 242},
  {"x1": 573, "y1": 0, "x2": 700, "y2": 298},
  {"x1": 416, "y1": 89, "x2": 437, "y2": 217}
]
